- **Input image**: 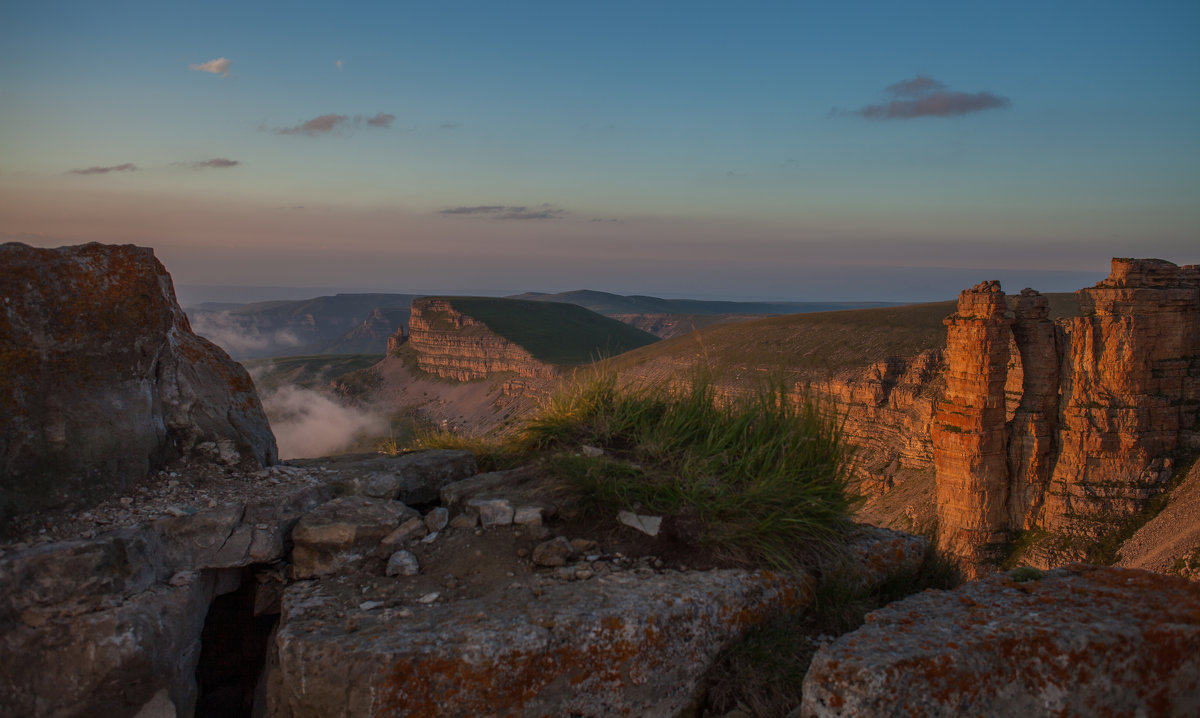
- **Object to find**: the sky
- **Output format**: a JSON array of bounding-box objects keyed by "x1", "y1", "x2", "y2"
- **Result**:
[{"x1": 1, "y1": 1, "x2": 1198, "y2": 302}]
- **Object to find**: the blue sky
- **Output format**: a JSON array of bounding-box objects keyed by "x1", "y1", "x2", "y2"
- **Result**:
[{"x1": 1, "y1": 1, "x2": 1197, "y2": 301}]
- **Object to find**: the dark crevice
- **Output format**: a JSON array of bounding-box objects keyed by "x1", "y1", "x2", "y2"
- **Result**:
[{"x1": 194, "y1": 571, "x2": 278, "y2": 718}]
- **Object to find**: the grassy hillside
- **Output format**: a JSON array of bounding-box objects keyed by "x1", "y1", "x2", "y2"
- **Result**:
[
  {"x1": 507, "y1": 289, "x2": 895, "y2": 316},
  {"x1": 441, "y1": 297, "x2": 659, "y2": 366},
  {"x1": 611, "y1": 292, "x2": 1080, "y2": 381}
]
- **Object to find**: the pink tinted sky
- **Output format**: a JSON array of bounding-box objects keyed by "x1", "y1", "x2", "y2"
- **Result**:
[{"x1": 2, "y1": 1, "x2": 1197, "y2": 302}]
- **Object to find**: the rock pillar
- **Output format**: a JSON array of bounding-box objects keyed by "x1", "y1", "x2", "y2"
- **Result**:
[
  {"x1": 1005, "y1": 289, "x2": 1060, "y2": 529},
  {"x1": 933, "y1": 281, "x2": 1013, "y2": 574}
]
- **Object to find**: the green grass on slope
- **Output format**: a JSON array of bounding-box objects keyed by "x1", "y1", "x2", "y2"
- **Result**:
[
  {"x1": 612, "y1": 292, "x2": 1079, "y2": 380},
  {"x1": 518, "y1": 374, "x2": 856, "y2": 568},
  {"x1": 441, "y1": 297, "x2": 658, "y2": 366}
]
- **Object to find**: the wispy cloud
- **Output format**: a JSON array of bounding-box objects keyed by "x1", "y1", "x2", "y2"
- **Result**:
[
  {"x1": 190, "y1": 57, "x2": 231, "y2": 78},
  {"x1": 841, "y1": 75, "x2": 1011, "y2": 120},
  {"x1": 173, "y1": 158, "x2": 240, "y2": 169},
  {"x1": 364, "y1": 112, "x2": 395, "y2": 127},
  {"x1": 439, "y1": 204, "x2": 565, "y2": 220},
  {"x1": 268, "y1": 113, "x2": 394, "y2": 136},
  {"x1": 69, "y1": 163, "x2": 138, "y2": 175}
]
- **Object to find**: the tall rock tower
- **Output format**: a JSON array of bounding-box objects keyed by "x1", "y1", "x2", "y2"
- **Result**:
[{"x1": 932, "y1": 281, "x2": 1013, "y2": 571}]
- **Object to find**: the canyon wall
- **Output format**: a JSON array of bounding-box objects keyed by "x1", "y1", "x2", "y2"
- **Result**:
[
  {"x1": 932, "y1": 259, "x2": 1200, "y2": 574},
  {"x1": 405, "y1": 298, "x2": 559, "y2": 383}
]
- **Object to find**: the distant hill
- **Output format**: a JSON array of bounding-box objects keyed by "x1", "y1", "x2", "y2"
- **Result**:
[
  {"x1": 186, "y1": 293, "x2": 416, "y2": 360},
  {"x1": 610, "y1": 292, "x2": 1080, "y2": 382},
  {"x1": 436, "y1": 297, "x2": 659, "y2": 366},
  {"x1": 507, "y1": 289, "x2": 894, "y2": 317}
]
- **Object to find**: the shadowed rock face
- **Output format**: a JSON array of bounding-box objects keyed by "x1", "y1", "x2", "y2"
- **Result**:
[{"x1": 0, "y1": 242, "x2": 277, "y2": 528}]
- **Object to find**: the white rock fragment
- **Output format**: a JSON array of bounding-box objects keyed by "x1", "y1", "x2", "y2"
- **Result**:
[
  {"x1": 420, "y1": 531, "x2": 439, "y2": 544},
  {"x1": 424, "y1": 507, "x2": 450, "y2": 532},
  {"x1": 417, "y1": 592, "x2": 440, "y2": 604},
  {"x1": 386, "y1": 550, "x2": 420, "y2": 577},
  {"x1": 618, "y1": 511, "x2": 663, "y2": 537},
  {"x1": 358, "y1": 601, "x2": 383, "y2": 611},
  {"x1": 513, "y1": 506, "x2": 544, "y2": 527},
  {"x1": 580, "y1": 445, "x2": 604, "y2": 457},
  {"x1": 467, "y1": 498, "x2": 514, "y2": 527}
]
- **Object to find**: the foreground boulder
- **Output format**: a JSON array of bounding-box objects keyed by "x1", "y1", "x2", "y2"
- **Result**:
[
  {"x1": 802, "y1": 565, "x2": 1200, "y2": 716},
  {"x1": 269, "y1": 568, "x2": 808, "y2": 718},
  {"x1": 0, "y1": 242, "x2": 277, "y2": 529}
]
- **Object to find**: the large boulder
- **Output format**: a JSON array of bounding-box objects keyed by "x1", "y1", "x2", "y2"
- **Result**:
[
  {"x1": 802, "y1": 565, "x2": 1200, "y2": 717},
  {"x1": 0, "y1": 242, "x2": 277, "y2": 529},
  {"x1": 268, "y1": 568, "x2": 808, "y2": 718}
]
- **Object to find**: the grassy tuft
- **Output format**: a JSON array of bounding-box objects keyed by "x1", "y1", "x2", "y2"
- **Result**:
[{"x1": 516, "y1": 372, "x2": 858, "y2": 569}]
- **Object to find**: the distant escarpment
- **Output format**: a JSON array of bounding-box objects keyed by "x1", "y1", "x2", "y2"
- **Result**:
[
  {"x1": 404, "y1": 297, "x2": 659, "y2": 389},
  {"x1": 934, "y1": 259, "x2": 1199, "y2": 575},
  {"x1": 0, "y1": 242, "x2": 277, "y2": 530}
]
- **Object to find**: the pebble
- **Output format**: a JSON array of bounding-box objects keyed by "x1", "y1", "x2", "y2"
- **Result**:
[
  {"x1": 417, "y1": 592, "x2": 440, "y2": 604},
  {"x1": 358, "y1": 601, "x2": 383, "y2": 611},
  {"x1": 386, "y1": 550, "x2": 420, "y2": 577}
]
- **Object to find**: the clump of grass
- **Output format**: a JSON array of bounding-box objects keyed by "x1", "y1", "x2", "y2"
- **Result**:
[
  {"x1": 408, "y1": 428, "x2": 524, "y2": 473},
  {"x1": 517, "y1": 372, "x2": 857, "y2": 569}
]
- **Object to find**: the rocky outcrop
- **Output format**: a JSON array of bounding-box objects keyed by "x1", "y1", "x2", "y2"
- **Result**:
[
  {"x1": 818, "y1": 350, "x2": 943, "y2": 496},
  {"x1": 932, "y1": 281, "x2": 1014, "y2": 569},
  {"x1": 0, "y1": 242, "x2": 277, "y2": 530},
  {"x1": 1043, "y1": 259, "x2": 1200, "y2": 540},
  {"x1": 930, "y1": 260, "x2": 1199, "y2": 574},
  {"x1": 801, "y1": 565, "x2": 1200, "y2": 717},
  {"x1": 0, "y1": 470, "x2": 332, "y2": 718},
  {"x1": 407, "y1": 298, "x2": 558, "y2": 382}
]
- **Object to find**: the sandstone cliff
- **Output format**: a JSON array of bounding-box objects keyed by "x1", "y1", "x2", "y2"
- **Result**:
[
  {"x1": 406, "y1": 298, "x2": 561, "y2": 383},
  {"x1": 0, "y1": 242, "x2": 277, "y2": 530},
  {"x1": 932, "y1": 259, "x2": 1199, "y2": 574}
]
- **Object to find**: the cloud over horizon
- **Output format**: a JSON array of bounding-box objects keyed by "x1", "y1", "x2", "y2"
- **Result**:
[
  {"x1": 844, "y1": 75, "x2": 1011, "y2": 119},
  {"x1": 190, "y1": 57, "x2": 231, "y2": 78},
  {"x1": 69, "y1": 163, "x2": 138, "y2": 175},
  {"x1": 439, "y1": 204, "x2": 565, "y2": 220},
  {"x1": 174, "y1": 158, "x2": 240, "y2": 169},
  {"x1": 269, "y1": 113, "x2": 394, "y2": 136}
]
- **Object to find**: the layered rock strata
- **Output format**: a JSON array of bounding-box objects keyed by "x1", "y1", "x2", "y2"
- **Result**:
[
  {"x1": 0, "y1": 242, "x2": 277, "y2": 529},
  {"x1": 933, "y1": 259, "x2": 1200, "y2": 574},
  {"x1": 406, "y1": 298, "x2": 558, "y2": 382},
  {"x1": 802, "y1": 565, "x2": 1200, "y2": 717},
  {"x1": 932, "y1": 281, "x2": 1014, "y2": 569}
]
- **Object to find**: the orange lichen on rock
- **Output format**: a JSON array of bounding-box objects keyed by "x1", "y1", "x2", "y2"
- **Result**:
[
  {"x1": 0, "y1": 242, "x2": 277, "y2": 529},
  {"x1": 801, "y1": 565, "x2": 1200, "y2": 717}
]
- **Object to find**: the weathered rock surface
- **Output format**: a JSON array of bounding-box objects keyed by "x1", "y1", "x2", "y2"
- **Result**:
[
  {"x1": 0, "y1": 242, "x2": 278, "y2": 529},
  {"x1": 0, "y1": 475, "x2": 330, "y2": 718},
  {"x1": 291, "y1": 496, "x2": 417, "y2": 579},
  {"x1": 407, "y1": 297, "x2": 559, "y2": 383},
  {"x1": 268, "y1": 568, "x2": 808, "y2": 718},
  {"x1": 297, "y1": 450, "x2": 478, "y2": 504},
  {"x1": 801, "y1": 565, "x2": 1200, "y2": 717}
]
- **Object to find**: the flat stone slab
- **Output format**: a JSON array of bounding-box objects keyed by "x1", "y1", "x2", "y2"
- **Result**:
[
  {"x1": 270, "y1": 568, "x2": 810, "y2": 718},
  {"x1": 291, "y1": 496, "x2": 417, "y2": 579},
  {"x1": 295, "y1": 451, "x2": 477, "y2": 504},
  {"x1": 802, "y1": 565, "x2": 1200, "y2": 717}
]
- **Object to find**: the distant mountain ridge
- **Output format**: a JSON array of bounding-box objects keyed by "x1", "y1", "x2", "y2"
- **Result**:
[{"x1": 506, "y1": 289, "x2": 894, "y2": 316}]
